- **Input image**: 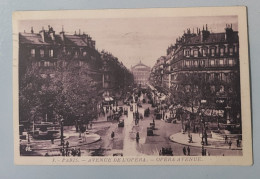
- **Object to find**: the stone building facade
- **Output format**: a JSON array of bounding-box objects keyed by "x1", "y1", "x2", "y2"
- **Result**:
[{"x1": 150, "y1": 24, "x2": 241, "y2": 124}]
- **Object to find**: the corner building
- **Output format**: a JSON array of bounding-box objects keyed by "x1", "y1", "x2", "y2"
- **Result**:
[{"x1": 165, "y1": 24, "x2": 241, "y2": 123}]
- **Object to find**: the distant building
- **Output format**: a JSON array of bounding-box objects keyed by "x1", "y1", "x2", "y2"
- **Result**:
[
  {"x1": 149, "y1": 56, "x2": 166, "y2": 88},
  {"x1": 131, "y1": 61, "x2": 151, "y2": 88}
]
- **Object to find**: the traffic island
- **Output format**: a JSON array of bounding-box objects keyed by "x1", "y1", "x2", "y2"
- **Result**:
[
  {"x1": 169, "y1": 132, "x2": 242, "y2": 150},
  {"x1": 20, "y1": 129, "x2": 101, "y2": 156}
]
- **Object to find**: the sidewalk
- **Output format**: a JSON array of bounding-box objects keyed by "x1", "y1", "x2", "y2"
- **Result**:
[
  {"x1": 169, "y1": 132, "x2": 242, "y2": 150},
  {"x1": 20, "y1": 126, "x2": 101, "y2": 151}
]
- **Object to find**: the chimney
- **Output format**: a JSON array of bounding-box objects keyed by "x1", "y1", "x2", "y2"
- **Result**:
[
  {"x1": 225, "y1": 24, "x2": 234, "y2": 42},
  {"x1": 40, "y1": 27, "x2": 45, "y2": 42},
  {"x1": 79, "y1": 29, "x2": 81, "y2": 35},
  {"x1": 201, "y1": 25, "x2": 210, "y2": 41},
  {"x1": 49, "y1": 26, "x2": 55, "y2": 41},
  {"x1": 60, "y1": 26, "x2": 65, "y2": 41},
  {"x1": 31, "y1": 27, "x2": 34, "y2": 33}
]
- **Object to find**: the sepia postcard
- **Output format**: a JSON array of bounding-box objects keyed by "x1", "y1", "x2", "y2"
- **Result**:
[{"x1": 13, "y1": 7, "x2": 252, "y2": 165}]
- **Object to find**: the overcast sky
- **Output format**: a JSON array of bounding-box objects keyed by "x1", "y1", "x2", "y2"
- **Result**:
[{"x1": 19, "y1": 16, "x2": 238, "y2": 69}]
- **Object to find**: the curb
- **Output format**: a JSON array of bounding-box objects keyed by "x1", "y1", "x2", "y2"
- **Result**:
[
  {"x1": 25, "y1": 136, "x2": 102, "y2": 151},
  {"x1": 168, "y1": 135, "x2": 242, "y2": 151}
]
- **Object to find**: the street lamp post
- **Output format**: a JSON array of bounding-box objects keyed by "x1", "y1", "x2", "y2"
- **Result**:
[
  {"x1": 200, "y1": 99, "x2": 208, "y2": 145},
  {"x1": 60, "y1": 116, "x2": 64, "y2": 146}
]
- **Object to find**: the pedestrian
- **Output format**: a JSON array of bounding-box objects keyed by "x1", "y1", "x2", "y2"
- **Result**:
[
  {"x1": 65, "y1": 147, "x2": 69, "y2": 156},
  {"x1": 228, "y1": 140, "x2": 232, "y2": 149},
  {"x1": 201, "y1": 146, "x2": 204, "y2": 156},
  {"x1": 183, "y1": 146, "x2": 186, "y2": 155},
  {"x1": 62, "y1": 148, "x2": 65, "y2": 156},
  {"x1": 51, "y1": 136, "x2": 54, "y2": 144},
  {"x1": 66, "y1": 141, "x2": 69, "y2": 148},
  {"x1": 111, "y1": 131, "x2": 115, "y2": 139},
  {"x1": 78, "y1": 148, "x2": 81, "y2": 156},
  {"x1": 187, "y1": 146, "x2": 190, "y2": 156},
  {"x1": 224, "y1": 135, "x2": 228, "y2": 144},
  {"x1": 236, "y1": 139, "x2": 240, "y2": 147}
]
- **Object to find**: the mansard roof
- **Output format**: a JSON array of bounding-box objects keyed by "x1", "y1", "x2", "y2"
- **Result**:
[
  {"x1": 19, "y1": 33, "x2": 50, "y2": 45},
  {"x1": 64, "y1": 35, "x2": 88, "y2": 47}
]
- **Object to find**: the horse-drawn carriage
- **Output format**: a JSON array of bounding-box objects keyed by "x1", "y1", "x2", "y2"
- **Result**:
[
  {"x1": 144, "y1": 108, "x2": 150, "y2": 117},
  {"x1": 118, "y1": 119, "x2": 124, "y2": 127},
  {"x1": 159, "y1": 147, "x2": 173, "y2": 156},
  {"x1": 147, "y1": 127, "x2": 154, "y2": 136}
]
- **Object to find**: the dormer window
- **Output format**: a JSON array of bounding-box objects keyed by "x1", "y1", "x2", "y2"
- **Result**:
[
  {"x1": 30, "y1": 49, "x2": 35, "y2": 57},
  {"x1": 220, "y1": 48, "x2": 224, "y2": 56},
  {"x1": 40, "y1": 49, "x2": 44, "y2": 57},
  {"x1": 210, "y1": 48, "x2": 215, "y2": 57},
  {"x1": 49, "y1": 49, "x2": 53, "y2": 57},
  {"x1": 229, "y1": 47, "x2": 233, "y2": 55}
]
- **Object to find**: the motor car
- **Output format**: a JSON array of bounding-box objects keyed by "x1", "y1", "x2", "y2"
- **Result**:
[
  {"x1": 118, "y1": 119, "x2": 124, "y2": 127},
  {"x1": 147, "y1": 127, "x2": 153, "y2": 136}
]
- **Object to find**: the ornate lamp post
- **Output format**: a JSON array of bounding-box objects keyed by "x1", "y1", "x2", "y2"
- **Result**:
[
  {"x1": 60, "y1": 116, "x2": 64, "y2": 146},
  {"x1": 200, "y1": 99, "x2": 208, "y2": 145}
]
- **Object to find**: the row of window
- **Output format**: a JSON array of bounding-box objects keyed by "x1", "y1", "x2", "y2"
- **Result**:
[
  {"x1": 182, "y1": 84, "x2": 228, "y2": 93},
  {"x1": 30, "y1": 48, "x2": 89, "y2": 58},
  {"x1": 31, "y1": 49, "x2": 54, "y2": 58},
  {"x1": 183, "y1": 45, "x2": 238, "y2": 58},
  {"x1": 170, "y1": 72, "x2": 235, "y2": 83},
  {"x1": 35, "y1": 61, "x2": 56, "y2": 67},
  {"x1": 170, "y1": 58, "x2": 236, "y2": 69}
]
